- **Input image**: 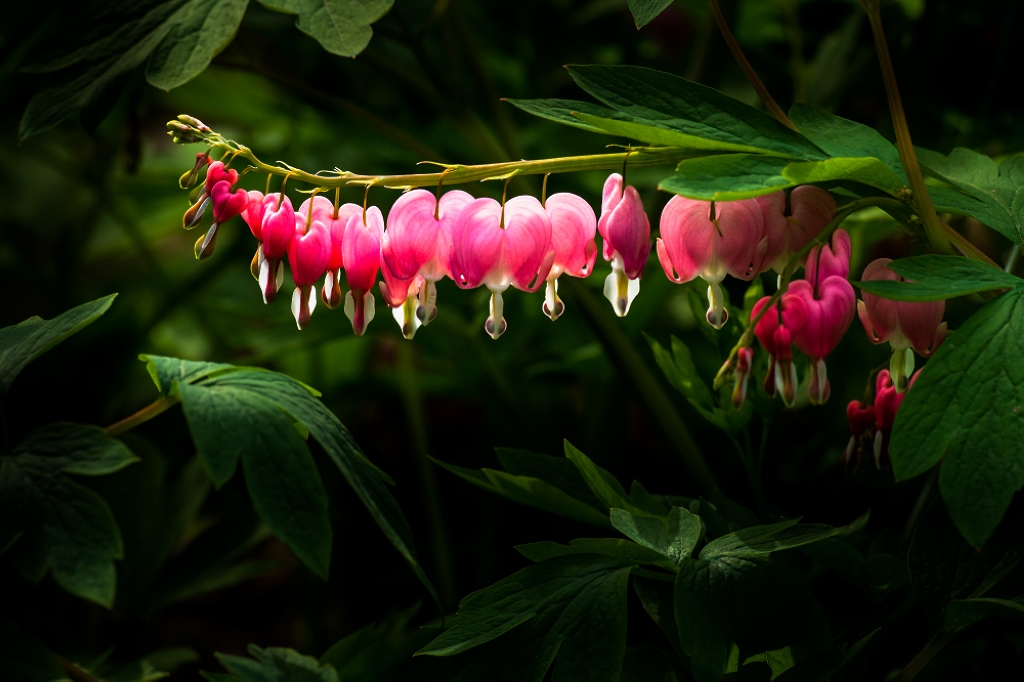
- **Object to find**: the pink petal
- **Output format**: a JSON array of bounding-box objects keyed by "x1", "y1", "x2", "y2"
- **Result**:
[
  {"x1": 806, "y1": 229, "x2": 851, "y2": 285},
  {"x1": 451, "y1": 198, "x2": 504, "y2": 289},
  {"x1": 503, "y1": 196, "x2": 553, "y2": 291},
  {"x1": 288, "y1": 220, "x2": 331, "y2": 287},
  {"x1": 787, "y1": 277, "x2": 856, "y2": 360},
  {"x1": 242, "y1": 190, "x2": 267, "y2": 239},
  {"x1": 325, "y1": 203, "x2": 362, "y2": 271},
  {"x1": 546, "y1": 193, "x2": 597, "y2": 278},
  {"x1": 261, "y1": 196, "x2": 296, "y2": 259},
  {"x1": 601, "y1": 185, "x2": 650, "y2": 278},
  {"x1": 857, "y1": 258, "x2": 900, "y2": 344},
  {"x1": 343, "y1": 208, "x2": 383, "y2": 293},
  {"x1": 658, "y1": 195, "x2": 713, "y2": 283}
]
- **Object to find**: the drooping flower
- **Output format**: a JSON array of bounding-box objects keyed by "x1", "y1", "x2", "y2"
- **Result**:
[
  {"x1": 259, "y1": 195, "x2": 297, "y2": 304},
  {"x1": 287, "y1": 206, "x2": 331, "y2": 330},
  {"x1": 450, "y1": 195, "x2": 554, "y2": 339},
  {"x1": 872, "y1": 368, "x2": 921, "y2": 469},
  {"x1": 343, "y1": 206, "x2": 384, "y2": 336},
  {"x1": 598, "y1": 174, "x2": 650, "y2": 317},
  {"x1": 194, "y1": 179, "x2": 249, "y2": 260},
  {"x1": 542, "y1": 192, "x2": 597, "y2": 321},
  {"x1": 754, "y1": 186, "x2": 837, "y2": 273},
  {"x1": 658, "y1": 195, "x2": 767, "y2": 328},
  {"x1": 785, "y1": 229, "x2": 857, "y2": 404},
  {"x1": 857, "y1": 258, "x2": 946, "y2": 393},
  {"x1": 752, "y1": 295, "x2": 808, "y2": 406},
  {"x1": 843, "y1": 399, "x2": 877, "y2": 470},
  {"x1": 380, "y1": 189, "x2": 473, "y2": 337},
  {"x1": 731, "y1": 346, "x2": 754, "y2": 409},
  {"x1": 294, "y1": 196, "x2": 360, "y2": 310}
]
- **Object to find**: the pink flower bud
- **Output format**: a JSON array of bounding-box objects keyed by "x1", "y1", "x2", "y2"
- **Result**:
[
  {"x1": 258, "y1": 196, "x2": 296, "y2": 304},
  {"x1": 754, "y1": 186, "x2": 837, "y2": 273},
  {"x1": 450, "y1": 196, "x2": 554, "y2": 339},
  {"x1": 343, "y1": 207, "x2": 384, "y2": 336},
  {"x1": 658, "y1": 195, "x2": 767, "y2": 328},
  {"x1": 732, "y1": 346, "x2": 754, "y2": 409},
  {"x1": 204, "y1": 161, "x2": 238, "y2": 192},
  {"x1": 843, "y1": 400, "x2": 878, "y2": 470},
  {"x1": 210, "y1": 180, "x2": 248, "y2": 225},
  {"x1": 286, "y1": 217, "x2": 331, "y2": 330},
  {"x1": 753, "y1": 296, "x2": 807, "y2": 406},
  {"x1": 857, "y1": 258, "x2": 947, "y2": 393},
  {"x1": 598, "y1": 174, "x2": 651, "y2": 317},
  {"x1": 543, "y1": 192, "x2": 597, "y2": 321}
]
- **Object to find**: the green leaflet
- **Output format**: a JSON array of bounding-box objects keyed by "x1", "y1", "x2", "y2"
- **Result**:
[
  {"x1": 699, "y1": 518, "x2": 846, "y2": 560},
  {"x1": 891, "y1": 289, "x2": 1024, "y2": 547},
  {"x1": 256, "y1": 0, "x2": 393, "y2": 57},
  {"x1": 147, "y1": 0, "x2": 249, "y2": 90},
  {"x1": 566, "y1": 65, "x2": 825, "y2": 160},
  {"x1": 0, "y1": 294, "x2": 116, "y2": 396},
  {"x1": 417, "y1": 554, "x2": 633, "y2": 682},
  {"x1": 626, "y1": 0, "x2": 675, "y2": 29},
  {"x1": 503, "y1": 98, "x2": 623, "y2": 134},
  {"x1": 516, "y1": 538, "x2": 678, "y2": 572},
  {"x1": 610, "y1": 506, "x2": 702, "y2": 568},
  {"x1": 0, "y1": 423, "x2": 137, "y2": 607},
  {"x1": 854, "y1": 255, "x2": 1021, "y2": 301},
  {"x1": 789, "y1": 104, "x2": 907, "y2": 180},
  {"x1": 212, "y1": 645, "x2": 339, "y2": 682},
  {"x1": 918, "y1": 147, "x2": 1024, "y2": 246}
]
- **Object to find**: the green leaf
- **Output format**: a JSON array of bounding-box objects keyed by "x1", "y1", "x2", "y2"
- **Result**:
[
  {"x1": 566, "y1": 65, "x2": 825, "y2": 160},
  {"x1": 147, "y1": 0, "x2": 249, "y2": 90},
  {"x1": 215, "y1": 645, "x2": 339, "y2": 682},
  {"x1": 917, "y1": 148, "x2": 1024, "y2": 246},
  {"x1": 144, "y1": 357, "x2": 436, "y2": 602},
  {"x1": 496, "y1": 447, "x2": 604, "y2": 507},
  {"x1": 700, "y1": 519, "x2": 843, "y2": 560},
  {"x1": 0, "y1": 294, "x2": 116, "y2": 396},
  {"x1": 503, "y1": 98, "x2": 622, "y2": 133},
  {"x1": 320, "y1": 603, "x2": 435, "y2": 680},
  {"x1": 941, "y1": 596, "x2": 1024, "y2": 635},
  {"x1": 854, "y1": 255, "x2": 1021, "y2": 301},
  {"x1": 515, "y1": 538, "x2": 677, "y2": 571},
  {"x1": 175, "y1": 373, "x2": 332, "y2": 578},
  {"x1": 610, "y1": 506, "x2": 702, "y2": 567},
  {"x1": 256, "y1": 0, "x2": 393, "y2": 57},
  {"x1": 626, "y1": 0, "x2": 675, "y2": 29},
  {"x1": 563, "y1": 440, "x2": 640, "y2": 513},
  {"x1": 431, "y1": 458, "x2": 611, "y2": 527},
  {"x1": 890, "y1": 289, "x2": 1024, "y2": 547},
  {"x1": 141, "y1": 353, "x2": 235, "y2": 396},
  {"x1": 573, "y1": 112, "x2": 769, "y2": 152},
  {"x1": 789, "y1": 104, "x2": 906, "y2": 179},
  {"x1": 417, "y1": 554, "x2": 632, "y2": 682},
  {"x1": 674, "y1": 556, "x2": 832, "y2": 682},
  {"x1": 661, "y1": 154, "x2": 905, "y2": 201},
  {"x1": 772, "y1": 631, "x2": 878, "y2": 682},
  {"x1": 0, "y1": 423, "x2": 136, "y2": 606}
]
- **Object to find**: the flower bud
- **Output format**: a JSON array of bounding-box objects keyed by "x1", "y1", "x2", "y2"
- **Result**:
[{"x1": 179, "y1": 152, "x2": 210, "y2": 189}]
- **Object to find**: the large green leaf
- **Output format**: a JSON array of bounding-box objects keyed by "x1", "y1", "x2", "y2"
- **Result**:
[
  {"x1": 516, "y1": 538, "x2": 677, "y2": 571},
  {"x1": 700, "y1": 519, "x2": 845, "y2": 560},
  {"x1": 891, "y1": 289, "x2": 1024, "y2": 547},
  {"x1": 147, "y1": 0, "x2": 249, "y2": 90},
  {"x1": 503, "y1": 98, "x2": 622, "y2": 133},
  {"x1": 566, "y1": 65, "x2": 825, "y2": 160},
  {"x1": 0, "y1": 294, "x2": 116, "y2": 396},
  {"x1": 212, "y1": 645, "x2": 339, "y2": 682},
  {"x1": 854, "y1": 255, "x2": 1021, "y2": 301},
  {"x1": 917, "y1": 148, "x2": 1024, "y2": 246},
  {"x1": 626, "y1": 0, "x2": 675, "y2": 28},
  {"x1": 789, "y1": 104, "x2": 907, "y2": 180},
  {"x1": 138, "y1": 357, "x2": 436, "y2": 601},
  {"x1": 417, "y1": 554, "x2": 633, "y2": 682},
  {"x1": 256, "y1": 0, "x2": 393, "y2": 57},
  {"x1": 0, "y1": 423, "x2": 137, "y2": 607},
  {"x1": 610, "y1": 506, "x2": 702, "y2": 568}
]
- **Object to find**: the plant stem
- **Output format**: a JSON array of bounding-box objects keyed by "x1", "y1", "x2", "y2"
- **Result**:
[
  {"x1": 707, "y1": 0, "x2": 798, "y2": 130},
  {"x1": 564, "y1": 279, "x2": 718, "y2": 497},
  {"x1": 941, "y1": 221, "x2": 999, "y2": 268},
  {"x1": 861, "y1": 0, "x2": 952, "y2": 255},
  {"x1": 896, "y1": 633, "x2": 953, "y2": 682},
  {"x1": 396, "y1": 342, "x2": 456, "y2": 608},
  {"x1": 104, "y1": 396, "x2": 179, "y2": 437}
]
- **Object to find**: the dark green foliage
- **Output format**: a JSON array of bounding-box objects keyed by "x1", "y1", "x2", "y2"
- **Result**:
[{"x1": 854, "y1": 255, "x2": 1022, "y2": 301}]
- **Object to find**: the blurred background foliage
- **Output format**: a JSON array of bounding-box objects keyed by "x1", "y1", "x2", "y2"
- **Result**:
[{"x1": 1, "y1": 0, "x2": 1022, "y2": 678}]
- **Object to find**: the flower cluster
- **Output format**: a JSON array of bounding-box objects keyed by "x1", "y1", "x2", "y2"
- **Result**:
[{"x1": 844, "y1": 368, "x2": 920, "y2": 470}]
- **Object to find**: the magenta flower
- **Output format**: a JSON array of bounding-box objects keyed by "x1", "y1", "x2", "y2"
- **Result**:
[
  {"x1": 542, "y1": 192, "x2": 597, "y2": 321},
  {"x1": 450, "y1": 195, "x2": 554, "y2": 339},
  {"x1": 843, "y1": 399, "x2": 878, "y2": 470},
  {"x1": 857, "y1": 258, "x2": 946, "y2": 393},
  {"x1": 193, "y1": 179, "x2": 249, "y2": 260},
  {"x1": 381, "y1": 189, "x2": 474, "y2": 337},
  {"x1": 343, "y1": 207, "x2": 384, "y2": 336},
  {"x1": 258, "y1": 195, "x2": 297, "y2": 305},
  {"x1": 785, "y1": 230, "x2": 857, "y2": 404},
  {"x1": 293, "y1": 196, "x2": 359, "y2": 310},
  {"x1": 753, "y1": 295, "x2": 807, "y2": 406},
  {"x1": 658, "y1": 195, "x2": 767, "y2": 329},
  {"x1": 754, "y1": 186, "x2": 837, "y2": 273},
  {"x1": 731, "y1": 346, "x2": 754, "y2": 409},
  {"x1": 598, "y1": 174, "x2": 650, "y2": 317},
  {"x1": 287, "y1": 215, "x2": 331, "y2": 330}
]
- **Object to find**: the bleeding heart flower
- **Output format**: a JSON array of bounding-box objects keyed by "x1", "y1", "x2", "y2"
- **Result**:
[
  {"x1": 843, "y1": 399, "x2": 878, "y2": 470},
  {"x1": 343, "y1": 207, "x2": 384, "y2": 336},
  {"x1": 658, "y1": 195, "x2": 767, "y2": 329},
  {"x1": 542, "y1": 192, "x2": 597, "y2": 321},
  {"x1": 872, "y1": 368, "x2": 921, "y2": 469},
  {"x1": 258, "y1": 195, "x2": 297, "y2": 305},
  {"x1": 755, "y1": 186, "x2": 837, "y2": 274},
  {"x1": 785, "y1": 229, "x2": 857, "y2": 404},
  {"x1": 752, "y1": 295, "x2": 808, "y2": 406},
  {"x1": 731, "y1": 346, "x2": 754, "y2": 409},
  {"x1": 381, "y1": 189, "x2": 474, "y2": 337},
  {"x1": 857, "y1": 258, "x2": 946, "y2": 393},
  {"x1": 598, "y1": 174, "x2": 651, "y2": 317},
  {"x1": 294, "y1": 196, "x2": 359, "y2": 310},
  {"x1": 287, "y1": 212, "x2": 331, "y2": 330},
  {"x1": 450, "y1": 195, "x2": 554, "y2": 339}
]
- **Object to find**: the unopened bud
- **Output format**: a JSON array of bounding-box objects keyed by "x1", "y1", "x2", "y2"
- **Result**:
[
  {"x1": 731, "y1": 347, "x2": 753, "y2": 409},
  {"x1": 195, "y1": 223, "x2": 219, "y2": 260},
  {"x1": 183, "y1": 195, "x2": 210, "y2": 229},
  {"x1": 179, "y1": 152, "x2": 211, "y2": 189},
  {"x1": 177, "y1": 115, "x2": 211, "y2": 133}
]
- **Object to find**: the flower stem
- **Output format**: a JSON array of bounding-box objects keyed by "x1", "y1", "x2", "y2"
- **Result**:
[
  {"x1": 861, "y1": 0, "x2": 951, "y2": 255},
  {"x1": 104, "y1": 396, "x2": 179, "y2": 437},
  {"x1": 707, "y1": 0, "x2": 798, "y2": 130}
]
